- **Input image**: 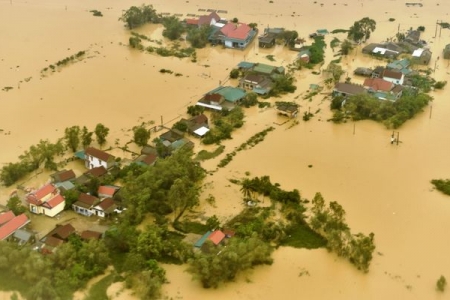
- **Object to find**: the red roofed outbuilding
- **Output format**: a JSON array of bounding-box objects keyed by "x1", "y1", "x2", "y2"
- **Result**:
[{"x1": 0, "y1": 214, "x2": 30, "y2": 241}]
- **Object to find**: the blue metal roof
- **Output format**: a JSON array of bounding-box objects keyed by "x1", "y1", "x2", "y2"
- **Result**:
[
  {"x1": 237, "y1": 61, "x2": 255, "y2": 69},
  {"x1": 75, "y1": 150, "x2": 85, "y2": 160},
  {"x1": 194, "y1": 231, "x2": 212, "y2": 248}
]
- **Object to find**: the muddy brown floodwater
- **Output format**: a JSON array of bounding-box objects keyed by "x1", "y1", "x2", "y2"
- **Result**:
[{"x1": 1, "y1": 0, "x2": 450, "y2": 299}]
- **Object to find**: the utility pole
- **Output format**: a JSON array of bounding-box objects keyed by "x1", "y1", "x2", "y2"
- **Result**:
[
  {"x1": 439, "y1": 20, "x2": 442, "y2": 37},
  {"x1": 434, "y1": 56, "x2": 439, "y2": 73},
  {"x1": 396, "y1": 132, "x2": 400, "y2": 146},
  {"x1": 435, "y1": 20, "x2": 438, "y2": 38},
  {"x1": 429, "y1": 102, "x2": 433, "y2": 119}
]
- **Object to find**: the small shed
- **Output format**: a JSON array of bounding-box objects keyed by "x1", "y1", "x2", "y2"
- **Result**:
[
  {"x1": 353, "y1": 67, "x2": 373, "y2": 77},
  {"x1": 275, "y1": 102, "x2": 299, "y2": 118}
]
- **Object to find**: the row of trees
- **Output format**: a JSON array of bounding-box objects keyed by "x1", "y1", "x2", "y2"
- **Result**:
[
  {"x1": 63, "y1": 124, "x2": 108, "y2": 153},
  {"x1": 310, "y1": 193, "x2": 376, "y2": 272},
  {"x1": 0, "y1": 139, "x2": 64, "y2": 186},
  {"x1": 0, "y1": 123, "x2": 110, "y2": 186}
]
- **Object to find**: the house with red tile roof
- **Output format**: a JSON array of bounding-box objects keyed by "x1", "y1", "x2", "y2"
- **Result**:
[
  {"x1": 215, "y1": 22, "x2": 256, "y2": 49},
  {"x1": 363, "y1": 78, "x2": 394, "y2": 93},
  {"x1": 84, "y1": 147, "x2": 115, "y2": 170},
  {"x1": 363, "y1": 78, "x2": 403, "y2": 101},
  {"x1": 26, "y1": 183, "x2": 65, "y2": 217},
  {"x1": 0, "y1": 214, "x2": 30, "y2": 241},
  {"x1": 208, "y1": 230, "x2": 226, "y2": 245},
  {"x1": 50, "y1": 169, "x2": 76, "y2": 183},
  {"x1": 98, "y1": 185, "x2": 120, "y2": 199}
]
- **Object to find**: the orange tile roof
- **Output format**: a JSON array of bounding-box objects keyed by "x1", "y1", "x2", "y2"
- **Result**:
[
  {"x1": 98, "y1": 186, "x2": 117, "y2": 197},
  {"x1": 208, "y1": 230, "x2": 225, "y2": 245},
  {"x1": 0, "y1": 214, "x2": 29, "y2": 240},
  {"x1": 0, "y1": 211, "x2": 15, "y2": 226},
  {"x1": 221, "y1": 23, "x2": 252, "y2": 40},
  {"x1": 34, "y1": 183, "x2": 56, "y2": 200},
  {"x1": 363, "y1": 78, "x2": 393, "y2": 92},
  {"x1": 43, "y1": 194, "x2": 65, "y2": 209}
]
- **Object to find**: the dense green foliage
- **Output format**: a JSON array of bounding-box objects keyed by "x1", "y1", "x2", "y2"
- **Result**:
[
  {"x1": 64, "y1": 125, "x2": 81, "y2": 152},
  {"x1": 348, "y1": 17, "x2": 376, "y2": 42},
  {"x1": 0, "y1": 238, "x2": 110, "y2": 299},
  {"x1": 119, "y1": 4, "x2": 160, "y2": 29},
  {"x1": 229, "y1": 68, "x2": 240, "y2": 79},
  {"x1": 0, "y1": 139, "x2": 65, "y2": 186},
  {"x1": 81, "y1": 126, "x2": 94, "y2": 148},
  {"x1": 162, "y1": 16, "x2": 185, "y2": 40},
  {"x1": 187, "y1": 234, "x2": 273, "y2": 288},
  {"x1": 133, "y1": 126, "x2": 151, "y2": 147},
  {"x1": 308, "y1": 36, "x2": 326, "y2": 64},
  {"x1": 118, "y1": 148, "x2": 205, "y2": 224},
  {"x1": 202, "y1": 107, "x2": 245, "y2": 145},
  {"x1": 269, "y1": 73, "x2": 297, "y2": 96},
  {"x1": 6, "y1": 196, "x2": 26, "y2": 215},
  {"x1": 94, "y1": 123, "x2": 110, "y2": 147},
  {"x1": 281, "y1": 30, "x2": 299, "y2": 48},
  {"x1": 241, "y1": 92, "x2": 259, "y2": 107},
  {"x1": 431, "y1": 179, "x2": 450, "y2": 195},
  {"x1": 187, "y1": 25, "x2": 212, "y2": 48},
  {"x1": 325, "y1": 62, "x2": 345, "y2": 82},
  {"x1": 310, "y1": 193, "x2": 376, "y2": 272},
  {"x1": 437, "y1": 275, "x2": 447, "y2": 292},
  {"x1": 331, "y1": 92, "x2": 432, "y2": 128},
  {"x1": 187, "y1": 105, "x2": 205, "y2": 116}
]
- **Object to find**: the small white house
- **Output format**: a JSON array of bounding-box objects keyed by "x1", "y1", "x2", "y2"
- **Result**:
[
  {"x1": 84, "y1": 147, "x2": 115, "y2": 170},
  {"x1": 382, "y1": 69, "x2": 404, "y2": 85}
]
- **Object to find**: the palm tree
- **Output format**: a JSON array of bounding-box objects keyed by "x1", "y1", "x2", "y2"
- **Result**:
[{"x1": 240, "y1": 178, "x2": 255, "y2": 200}]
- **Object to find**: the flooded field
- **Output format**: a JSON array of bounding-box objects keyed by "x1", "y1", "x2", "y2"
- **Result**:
[{"x1": 1, "y1": 0, "x2": 450, "y2": 299}]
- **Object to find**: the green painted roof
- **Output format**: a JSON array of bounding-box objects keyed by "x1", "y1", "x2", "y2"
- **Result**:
[
  {"x1": 209, "y1": 86, "x2": 246, "y2": 103},
  {"x1": 253, "y1": 63, "x2": 277, "y2": 75}
]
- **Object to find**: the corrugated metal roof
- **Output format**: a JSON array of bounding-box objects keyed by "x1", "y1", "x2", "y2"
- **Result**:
[
  {"x1": 237, "y1": 61, "x2": 255, "y2": 69},
  {"x1": 213, "y1": 86, "x2": 246, "y2": 102},
  {"x1": 194, "y1": 231, "x2": 212, "y2": 247}
]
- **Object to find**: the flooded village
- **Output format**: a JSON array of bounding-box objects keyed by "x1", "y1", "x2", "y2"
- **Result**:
[{"x1": 1, "y1": 0, "x2": 450, "y2": 299}]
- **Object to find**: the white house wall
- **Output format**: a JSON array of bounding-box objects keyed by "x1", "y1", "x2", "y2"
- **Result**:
[
  {"x1": 86, "y1": 155, "x2": 108, "y2": 169},
  {"x1": 43, "y1": 201, "x2": 65, "y2": 218}
]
